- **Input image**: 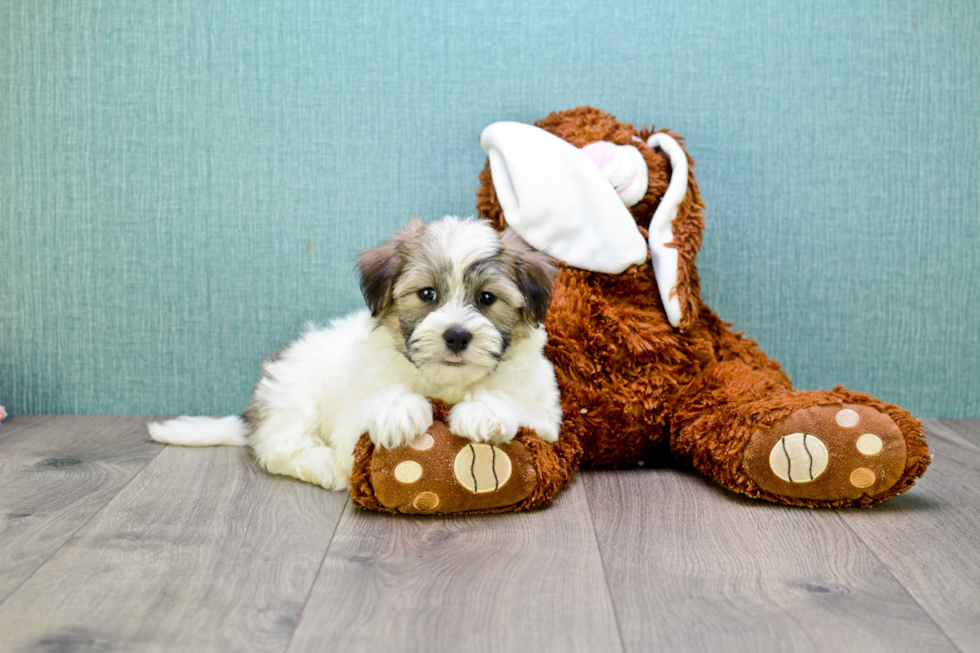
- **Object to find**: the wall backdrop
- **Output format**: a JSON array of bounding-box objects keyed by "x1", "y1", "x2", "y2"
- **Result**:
[{"x1": 1, "y1": 0, "x2": 978, "y2": 418}]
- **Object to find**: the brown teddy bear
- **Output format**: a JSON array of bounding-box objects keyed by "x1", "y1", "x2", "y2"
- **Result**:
[{"x1": 350, "y1": 107, "x2": 929, "y2": 513}]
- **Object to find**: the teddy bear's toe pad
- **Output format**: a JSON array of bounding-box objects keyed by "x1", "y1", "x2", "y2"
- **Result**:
[
  {"x1": 744, "y1": 404, "x2": 906, "y2": 501},
  {"x1": 369, "y1": 420, "x2": 537, "y2": 514}
]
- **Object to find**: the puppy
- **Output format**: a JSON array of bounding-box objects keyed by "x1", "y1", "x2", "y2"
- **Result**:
[{"x1": 149, "y1": 216, "x2": 562, "y2": 490}]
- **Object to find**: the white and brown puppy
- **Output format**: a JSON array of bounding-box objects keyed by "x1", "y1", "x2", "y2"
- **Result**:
[{"x1": 148, "y1": 216, "x2": 562, "y2": 490}]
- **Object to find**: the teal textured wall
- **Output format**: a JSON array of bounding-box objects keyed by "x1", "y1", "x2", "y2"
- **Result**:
[{"x1": 1, "y1": 1, "x2": 978, "y2": 418}]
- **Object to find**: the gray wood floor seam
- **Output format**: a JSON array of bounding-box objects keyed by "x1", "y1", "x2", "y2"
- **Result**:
[
  {"x1": 0, "y1": 443, "x2": 350, "y2": 652},
  {"x1": 0, "y1": 415, "x2": 166, "y2": 604},
  {"x1": 283, "y1": 500, "x2": 352, "y2": 653},
  {"x1": 2, "y1": 417, "x2": 977, "y2": 652},
  {"x1": 583, "y1": 467, "x2": 956, "y2": 652},
  {"x1": 583, "y1": 481, "x2": 628, "y2": 653},
  {"x1": 287, "y1": 478, "x2": 624, "y2": 653},
  {"x1": 837, "y1": 421, "x2": 980, "y2": 651},
  {"x1": 0, "y1": 441, "x2": 168, "y2": 614},
  {"x1": 834, "y1": 512, "x2": 964, "y2": 653},
  {"x1": 940, "y1": 419, "x2": 980, "y2": 442},
  {"x1": 929, "y1": 419, "x2": 980, "y2": 455}
]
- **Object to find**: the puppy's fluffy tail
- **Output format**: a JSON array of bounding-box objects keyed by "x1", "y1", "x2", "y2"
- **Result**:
[{"x1": 148, "y1": 416, "x2": 248, "y2": 447}]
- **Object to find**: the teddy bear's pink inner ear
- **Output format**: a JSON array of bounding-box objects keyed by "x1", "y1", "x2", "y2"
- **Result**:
[
  {"x1": 580, "y1": 141, "x2": 617, "y2": 168},
  {"x1": 580, "y1": 141, "x2": 649, "y2": 208}
]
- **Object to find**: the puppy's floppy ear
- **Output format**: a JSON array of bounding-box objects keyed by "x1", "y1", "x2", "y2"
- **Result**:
[
  {"x1": 501, "y1": 229, "x2": 554, "y2": 325},
  {"x1": 357, "y1": 217, "x2": 424, "y2": 317}
]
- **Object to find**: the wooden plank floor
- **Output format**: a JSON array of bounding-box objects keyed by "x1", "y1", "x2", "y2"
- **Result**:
[{"x1": 0, "y1": 418, "x2": 977, "y2": 653}]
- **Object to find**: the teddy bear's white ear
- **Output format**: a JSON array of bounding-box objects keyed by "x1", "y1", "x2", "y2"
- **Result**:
[
  {"x1": 480, "y1": 122, "x2": 648, "y2": 275},
  {"x1": 645, "y1": 132, "x2": 689, "y2": 328}
]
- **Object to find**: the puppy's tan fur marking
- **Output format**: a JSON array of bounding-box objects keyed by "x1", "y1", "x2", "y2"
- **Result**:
[
  {"x1": 357, "y1": 217, "x2": 426, "y2": 318},
  {"x1": 368, "y1": 218, "x2": 554, "y2": 374}
]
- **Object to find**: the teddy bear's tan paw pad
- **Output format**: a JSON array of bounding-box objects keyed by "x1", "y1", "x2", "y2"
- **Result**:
[
  {"x1": 453, "y1": 444, "x2": 512, "y2": 493},
  {"x1": 744, "y1": 404, "x2": 907, "y2": 501},
  {"x1": 369, "y1": 421, "x2": 537, "y2": 514}
]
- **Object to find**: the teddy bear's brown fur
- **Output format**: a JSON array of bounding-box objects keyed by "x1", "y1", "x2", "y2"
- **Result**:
[
  {"x1": 473, "y1": 107, "x2": 930, "y2": 508},
  {"x1": 350, "y1": 106, "x2": 929, "y2": 513}
]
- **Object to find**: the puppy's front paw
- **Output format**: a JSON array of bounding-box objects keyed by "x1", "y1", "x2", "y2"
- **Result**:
[
  {"x1": 449, "y1": 397, "x2": 520, "y2": 444},
  {"x1": 369, "y1": 392, "x2": 434, "y2": 449}
]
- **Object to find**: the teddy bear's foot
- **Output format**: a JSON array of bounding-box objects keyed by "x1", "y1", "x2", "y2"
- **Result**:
[
  {"x1": 362, "y1": 420, "x2": 540, "y2": 514},
  {"x1": 349, "y1": 398, "x2": 581, "y2": 515},
  {"x1": 350, "y1": 398, "x2": 582, "y2": 515},
  {"x1": 743, "y1": 403, "x2": 911, "y2": 504}
]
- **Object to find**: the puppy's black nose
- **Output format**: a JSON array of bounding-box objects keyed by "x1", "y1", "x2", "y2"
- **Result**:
[{"x1": 443, "y1": 327, "x2": 472, "y2": 354}]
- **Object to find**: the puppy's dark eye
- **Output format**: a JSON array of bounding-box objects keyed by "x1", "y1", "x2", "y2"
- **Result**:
[
  {"x1": 478, "y1": 291, "x2": 496, "y2": 306},
  {"x1": 418, "y1": 288, "x2": 438, "y2": 302}
]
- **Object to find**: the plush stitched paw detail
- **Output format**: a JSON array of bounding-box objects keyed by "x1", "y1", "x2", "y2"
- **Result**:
[
  {"x1": 743, "y1": 404, "x2": 907, "y2": 502},
  {"x1": 368, "y1": 420, "x2": 537, "y2": 514}
]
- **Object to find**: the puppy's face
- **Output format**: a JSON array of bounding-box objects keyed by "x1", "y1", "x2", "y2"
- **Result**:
[{"x1": 358, "y1": 216, "x2": 553, "y2": 387}]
